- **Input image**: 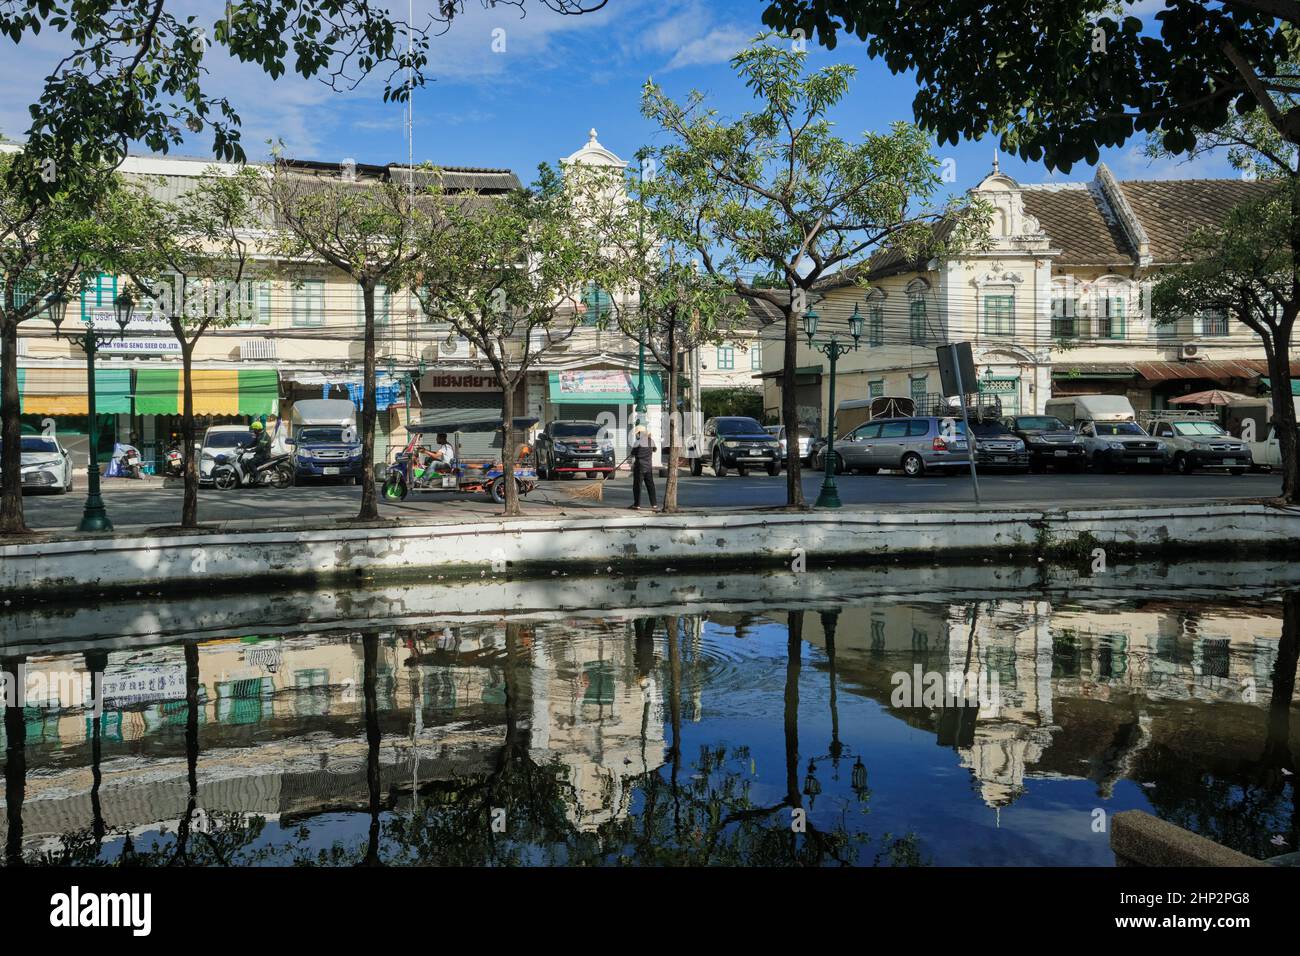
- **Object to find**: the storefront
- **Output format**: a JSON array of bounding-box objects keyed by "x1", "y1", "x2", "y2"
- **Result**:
[
  {"x1": 415, "y1": 370, "x2": 519, "y2": 462},
  {"x1": 14, "y1": 366, "x2": 132, "y2": 467}
]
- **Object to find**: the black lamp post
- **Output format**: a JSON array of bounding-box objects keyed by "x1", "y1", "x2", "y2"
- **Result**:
[
  {"x1": 49, "y1": 288, "x2": 133, "y2": 532},
  {"x1": 804, "y1": 304, "x2": 863, "y2": 509}
]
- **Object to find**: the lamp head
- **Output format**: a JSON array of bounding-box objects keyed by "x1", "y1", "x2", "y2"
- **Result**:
[
  {"x1": 802, "y1": 308, "x2": 819, "y2": 344},
  {"x1": 113, "y1": 290, "x2": 135, "y2": 333},
  {"x1": 848, "y1": 303, "x2": 864, "y2": 343}
]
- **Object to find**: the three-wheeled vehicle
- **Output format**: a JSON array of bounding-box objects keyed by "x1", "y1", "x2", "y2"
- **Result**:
[{"x1": 381, "y1": 418, "x2": 539, "y2": 504}]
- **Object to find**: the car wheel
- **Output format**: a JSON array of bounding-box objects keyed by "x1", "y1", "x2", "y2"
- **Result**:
[
  {"x1": 586, "y1": 471, "x2": 598, "y2": 479},
  {"x1": 901, "y1": 453, "x2": 925, "y2": 478},
  {"x1": 1174, "y1": 453, "x2": 1192, "y2": 475},
  {"x1": 767, "y1": 461, "x2": 780, "y2": 476},
  {"x1": 690, "y1": 457, "x2": 703, "y2": 477},
  {"x1": 713, "y1": 452, "x2": 728, "y2": 477},
  {"x1": 537, "y1": 456, "x2": 549, "y2": 480},
  {"x1": 833, "y1": 453, "x2": 844, "y2": 475}
]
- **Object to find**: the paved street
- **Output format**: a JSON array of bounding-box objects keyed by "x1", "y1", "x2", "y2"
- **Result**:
[{"x1": 17, "y1": 468, "x2": 1285, "y2": 530}]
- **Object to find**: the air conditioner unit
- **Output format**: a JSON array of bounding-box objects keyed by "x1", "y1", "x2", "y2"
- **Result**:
[
  {"x1": 439, "y1": 337, "x2": 471, "y2": 360},
  {"x1": 1179, "y1": 343, "x2": 1202, "y2": 360},
  {"x1": 241, "y1": 339, "x2": 277, "y2": 360}
]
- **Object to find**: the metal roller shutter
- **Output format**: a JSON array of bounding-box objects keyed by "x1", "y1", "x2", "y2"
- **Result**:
[{"x1": 417, "y1": 391, "x2": 504, "y2": 462}]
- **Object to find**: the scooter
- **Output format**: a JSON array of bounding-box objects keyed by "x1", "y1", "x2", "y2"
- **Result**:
[
  {"x1": 210, "y1": 445, "x2": 294, "y2": 490},
  {"x1": 164, "y1": 442, "x2": 184, "y2": 478}
]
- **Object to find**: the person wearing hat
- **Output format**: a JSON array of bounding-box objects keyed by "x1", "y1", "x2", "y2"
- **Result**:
[
  {"x1": 629, "y1": 424, "x2": 658, "y2": 511},
  {"x1": 248, "y1": 419, "x2": 272, "y2": 470}
]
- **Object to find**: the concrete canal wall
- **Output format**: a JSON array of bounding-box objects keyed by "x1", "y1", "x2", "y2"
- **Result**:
[{"x1": 1, "y1": 501, "x2": 1297, "y2": 603}]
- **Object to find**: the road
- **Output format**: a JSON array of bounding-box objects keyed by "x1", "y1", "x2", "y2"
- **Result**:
[{"x1": 17, "y1": 468, "x2": 1285, "y2": 530}]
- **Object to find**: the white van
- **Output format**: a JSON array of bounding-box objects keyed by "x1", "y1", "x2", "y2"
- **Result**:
[{"x1": 1043, "y1": 396, "x2": 1168, "y2": 472}]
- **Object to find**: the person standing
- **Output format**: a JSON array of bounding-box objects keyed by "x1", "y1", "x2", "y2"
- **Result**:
[{"x1": 629, "y1": 424, "x2": 657, "y2": 511}]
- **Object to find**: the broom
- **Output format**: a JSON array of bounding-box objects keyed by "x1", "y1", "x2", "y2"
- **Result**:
[{"x1": 566, "y1": 454, "x2": 630, "y2": 501}]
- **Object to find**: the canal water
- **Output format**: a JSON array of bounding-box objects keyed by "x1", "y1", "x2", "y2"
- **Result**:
[{"x1": 1, "y1": 560, "x2": 1296, "y2": 866}]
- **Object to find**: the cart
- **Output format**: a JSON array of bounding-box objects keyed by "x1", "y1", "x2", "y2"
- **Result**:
[{"x1": 381, "y1": 418, "x2": 539, "y2": 504}]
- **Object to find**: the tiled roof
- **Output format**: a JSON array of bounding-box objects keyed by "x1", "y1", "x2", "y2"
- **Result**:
[
  {"x1": 1114, "y1": 179, "x2": 1269, "y2": 264},
  {"x1": 1021, "y1": 185, "x2": 1133, "y2": 266}
]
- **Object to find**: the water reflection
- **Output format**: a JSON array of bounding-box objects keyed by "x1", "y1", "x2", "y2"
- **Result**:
[{"x1": 0, "y1": 562, "x2": 1296, "y2": 866}]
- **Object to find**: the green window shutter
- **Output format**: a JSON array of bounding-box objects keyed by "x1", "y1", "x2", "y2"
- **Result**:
[
  {"x1": 910, "y1": 376, "x2": 927, "y2": 403},
  {"x1": 1109, "y1": 297, "x2": 1125, "y2": 339},
  {"x1": 909, "y1": 299, "x2": 927, "y2": 343},
  {"x1": 582, "y1": 283, "x2": 610, "y2": 325},
  {"x1": 869, "y1": 379, "x2": 884, "y2": 398},
  {"x1": 869, "y1": 307, "x2": 883, "y2": 346},
  {"x1": 256, "y1": 282, "x2": 272, "y2": 326}
]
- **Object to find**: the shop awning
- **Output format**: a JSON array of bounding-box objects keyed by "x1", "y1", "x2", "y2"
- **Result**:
[
  {"x1": 135, "y1": 368, "x2": 279, "y2": 416},
  {"x1": 1260, "y1": 377, "x2": 1300, "y2": 396},
  {"x1": 547, "y1": 369, "x2": 663, "y2": 405},
  {"x1": 756, "y1": 364, "x2": 823, "y2": 384},
  {"x1": 17, "y1": 367, "x2": 132, "y2": 415}
]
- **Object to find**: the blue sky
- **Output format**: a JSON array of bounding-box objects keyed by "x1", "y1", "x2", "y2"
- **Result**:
[{"x1": 0, "y1": 0, "x2": 1239, "y2": 192}]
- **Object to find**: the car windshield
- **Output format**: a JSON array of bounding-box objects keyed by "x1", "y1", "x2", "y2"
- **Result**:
[
  {"x1": 20, "y1": 436, "x2": 58, "y2": 454},
  {"x1": 717, "y1": 418, "x2": 766, "y2": 435},
  {"x1": 971, "y1": 423, "x2": 1013, "y2": 436},
  {"x1": 1093, "y1": 422, "x2": 1145, "y2": 436},
  {"x1": 551, "y1": 423, "x2": 601, "y2": 438},
  {"x1": 298, "y1": 427, "x2": 346, "y2": 443},
  {"x1": 1016, "y1": 416, "x2": 1068, "y2": 431},
  {"x1": 1172, "y1": 422, "x2": 1226, "y2": 437},
  {"x1": 206, "y1": 431, "x2": 253, "y2": 448}
]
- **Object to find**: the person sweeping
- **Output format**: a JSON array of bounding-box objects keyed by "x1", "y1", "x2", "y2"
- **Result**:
[{"x1": 629, "y1": 424, "x2": 657, "y2": 512}]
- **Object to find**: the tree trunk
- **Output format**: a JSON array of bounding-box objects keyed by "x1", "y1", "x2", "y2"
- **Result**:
[
  {"x1": 357, "y1": 281, "x2": 379, "y2": 521},
  {"x1": 180, "y1": 339, "x2": 199, "y2": 527},
  {"x1": 1267, "y1": 330, "x2": 1299, "y2": 504},
  {"x1": 664, "y1": 323, "x2": 680, "y2": 512},
  {"x1": 0, "y1": 317, "x2": 28, "y2": 534},
  {"x1": 781, "y1": 301, "x2": 805, "y2": 508},
  {"x1": 500, "y1": 375, "x2": 520, "y2": 516}
]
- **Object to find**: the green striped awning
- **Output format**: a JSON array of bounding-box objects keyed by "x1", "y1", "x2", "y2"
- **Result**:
[
  {"x1": 1259, "y1": 377, "x2": 1300, "y2": 396},
  {"x1": 135, "y1": 368, "x2": 279, "y2": 416},
  {"x1": 7, "y1": 367, "x2": 131, "y2": 415}
]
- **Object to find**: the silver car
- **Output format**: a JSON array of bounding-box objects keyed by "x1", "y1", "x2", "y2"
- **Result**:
[
  {"x1": 765, "y1": 424, "x2": 814, "y2": 464},
  {"x1": 831, "y1": 416, "x2": 970, "y2": 477}
]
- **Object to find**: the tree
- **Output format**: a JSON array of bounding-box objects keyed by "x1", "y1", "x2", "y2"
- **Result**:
[
  {"x1": 0, "y1": 151, "x2": 107, "y2": 535},
  {"x1": 265, "y1": 158, "x2": 425, "y2": 521},
  {"x1": 106, "y1": 166, "x2": 263, "y2": 528},
  {"x1": 0, "y1": 1, "x2": 609, "y2": 199},
  {"x1": 1151, "y1": 184, "x2": 1300, "y2": 502},
  {"x1": 759, "y1": 1, "x2": 1299, "y2": 172},
  {"x1": 411, "y1": 165, "x2": 600, "y2": 517},
  {"x1": 640, "y1": 35, "x2": 963, "y2": 508}
]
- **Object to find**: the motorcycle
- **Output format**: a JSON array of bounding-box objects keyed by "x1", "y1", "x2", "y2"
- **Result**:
[
  {"x1": 210, "y1": 444, "x2": 294, "y2": 490},
  {"x1": 164, "y1": 442, "x2": 184, "y2": 478}
]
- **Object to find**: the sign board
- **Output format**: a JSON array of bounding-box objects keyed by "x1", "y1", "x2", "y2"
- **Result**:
[
  {"x1": 420, "y1": 372, "x2": 499, "y2": 392},
  {"x1": 89, "y1": 309, "x2": 178, "y2": 354},
  {"x1": 101, "y1": 664, "x2": 187, "y2": 708},
  {"x1": 936, "y1": 342, "x2": 978, "y2": 396},
  {"x1": 100, "y1": 337, "x2": 182, "y2": 355},
  {"x1": 556, "y1": 369, "x2": 632, "y2": 395}
]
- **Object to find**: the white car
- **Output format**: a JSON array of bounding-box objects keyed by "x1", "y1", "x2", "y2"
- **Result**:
[
  {"x1": 199, "y1": 425, "x2": 255, "y2": 485},
  {"x1": 1249, "y1": 423, "x2": 1296, "y2": 470},
  {"x1": 16, "y1": 433, "x2": 74, "y2": 493}
]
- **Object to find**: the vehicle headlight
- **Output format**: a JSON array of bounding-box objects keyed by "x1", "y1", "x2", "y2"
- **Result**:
[
  {"x1": 1013, "y1": 440, "x2": 1025, "y2": 450},
  {"x1": 1108, "y1": 441, "x2": 1125, "y2": 450},
  {"x1": 599, "y1": 440, "x2": 613, "y2": 451},
  {"x1": 723, "y1": 440, "x2": 739, "y2": 448},
  {"x1": 553, "y1": 442, "x2": 570, "y2": 453}
]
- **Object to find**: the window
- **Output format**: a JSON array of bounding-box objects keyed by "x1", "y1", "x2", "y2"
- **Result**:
[
  {"x1": 292, "y1": 279, "x2": 325, "y2": 327},
  {"x1": 233, "y1": 280, "x2": 272, "y2": 326},
  {"x1": 750, "y1": 347, "x2": 762, "y2": 370},
  {"x1": 869, "y1": 379, "x2": 884, "y2": 398},
  {"x1": 909, "y1": 298, "x2": 928, "y2": 344},
  {"x1": 1097, "y1": 294, "x2": 1125, "y2": 339},
  {"x1": 356, "y1": 284, "x2": 391, "y2": 326},
  {"x1": 983, "y1": 294, "x2": 1014, "y2": 336},
  {"x1": 1199, "y1": 311, "x2": 1229, "y2": 337},
  {"x1": 852, "y1": 423, "x2": 881, "y2": 440},
  {"x1": 716, "y1": 345, "x2": 735, "y2": 370},
  {"x1": 582, "y1": 283, "x2": 611, "y2": 325},
  {"x1": 868, "y1": 305, "x2": 884, "y2": 346},
  {"x1": 880, "y1": 421, "x2": 908, "y2": 439},
  {"x1": 80, "y1": 272, "x2": 118, "y2": 321},
  {"x1": 910, "y1": 375, "x2": 927, "y2": 404},
  {"x1": 1051, "y1": 293, "x2": 1078, "y2": 339},
  {"x1": 907, "y1": 419, "x2": 931, "y2": 437}
]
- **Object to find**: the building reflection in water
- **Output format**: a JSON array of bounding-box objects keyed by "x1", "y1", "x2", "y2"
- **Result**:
[{"x1": 0, "y1": 579, "x2": 1295, "y2": 865}]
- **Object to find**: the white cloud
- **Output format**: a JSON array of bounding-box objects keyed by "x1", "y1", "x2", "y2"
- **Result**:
[{"x1": 661, "y1": 27, "x2": 753, "y2": 71}]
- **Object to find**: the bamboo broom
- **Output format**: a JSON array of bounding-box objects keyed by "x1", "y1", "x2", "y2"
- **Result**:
[{"x1": 565, "y1": 455, "x2": 630, "y2": 502}]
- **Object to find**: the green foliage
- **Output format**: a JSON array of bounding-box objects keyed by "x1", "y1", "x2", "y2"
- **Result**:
[
  {"x1": 703, "y1": 387, "x2": 764, "y2": 421},
  {"x1": 760, "y1": 0, "x2": 1298, "y2": 173}
]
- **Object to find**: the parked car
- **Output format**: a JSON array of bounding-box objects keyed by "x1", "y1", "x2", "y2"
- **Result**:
[
  {"x1": 289, "y1": 399, "x2": 363, "y2": 484},
  {"x1": 1144, "y1": 416, "x2": 1252, "y2": 475},
  {"x1": 536, "y1": 420, "x2": 615, "y2": 479},
  {"x1": 1044, "y1": 396, "x2": 1168, "y2": 472},
  {"x1": 3, "y1": 432, "x2": 74, "y2": 494},
  {"x1": 764, "y1": 424, "x2": 815, "y2": 465},
  {"x1": 969, "y1": 421, "x2": 1029, "y2": 472},
  {"x1": 691, "y1": 416, "x2": 780, "y2": 476},
  {"x1": 1001, "y1": 414, "x2": 1087, "y2": 472},
  {"x1": 831, "y1": 416, "x2": 969, "y2": 477},
  {"x1": 1247, "y1": 423, "x2": 1297, "y2": 470},
  {"x1": 199, "y1": 425, "x2": 255, "y2": 485}
]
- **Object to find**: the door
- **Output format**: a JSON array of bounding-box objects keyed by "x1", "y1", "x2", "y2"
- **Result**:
[
  {"x1": 838, "y1": 422, "x2": 879, "y2": 467},
  {"x1": 873, "y1": 420, "x2": 910, "y2": 467}
]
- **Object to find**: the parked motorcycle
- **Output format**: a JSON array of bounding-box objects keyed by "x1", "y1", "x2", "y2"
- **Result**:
[
  {"x1": 210, "y1": 445, "x2": 294, "y2": 490},
  {"x1": 164, "y1": 441, "x2": 184, "y2": 479}
]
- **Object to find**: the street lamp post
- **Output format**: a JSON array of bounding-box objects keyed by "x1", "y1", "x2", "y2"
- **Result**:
[
  {"x1": 49, "y1": 289, "x2": 134, "y2": 532},
  {"x1": 804, "y1": 305, "x2": 863, "y2": 509}
]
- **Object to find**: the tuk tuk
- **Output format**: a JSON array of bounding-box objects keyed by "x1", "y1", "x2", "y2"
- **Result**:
[{"x1": 381, "y1": 417, "x2": 539, "y2": 504}]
